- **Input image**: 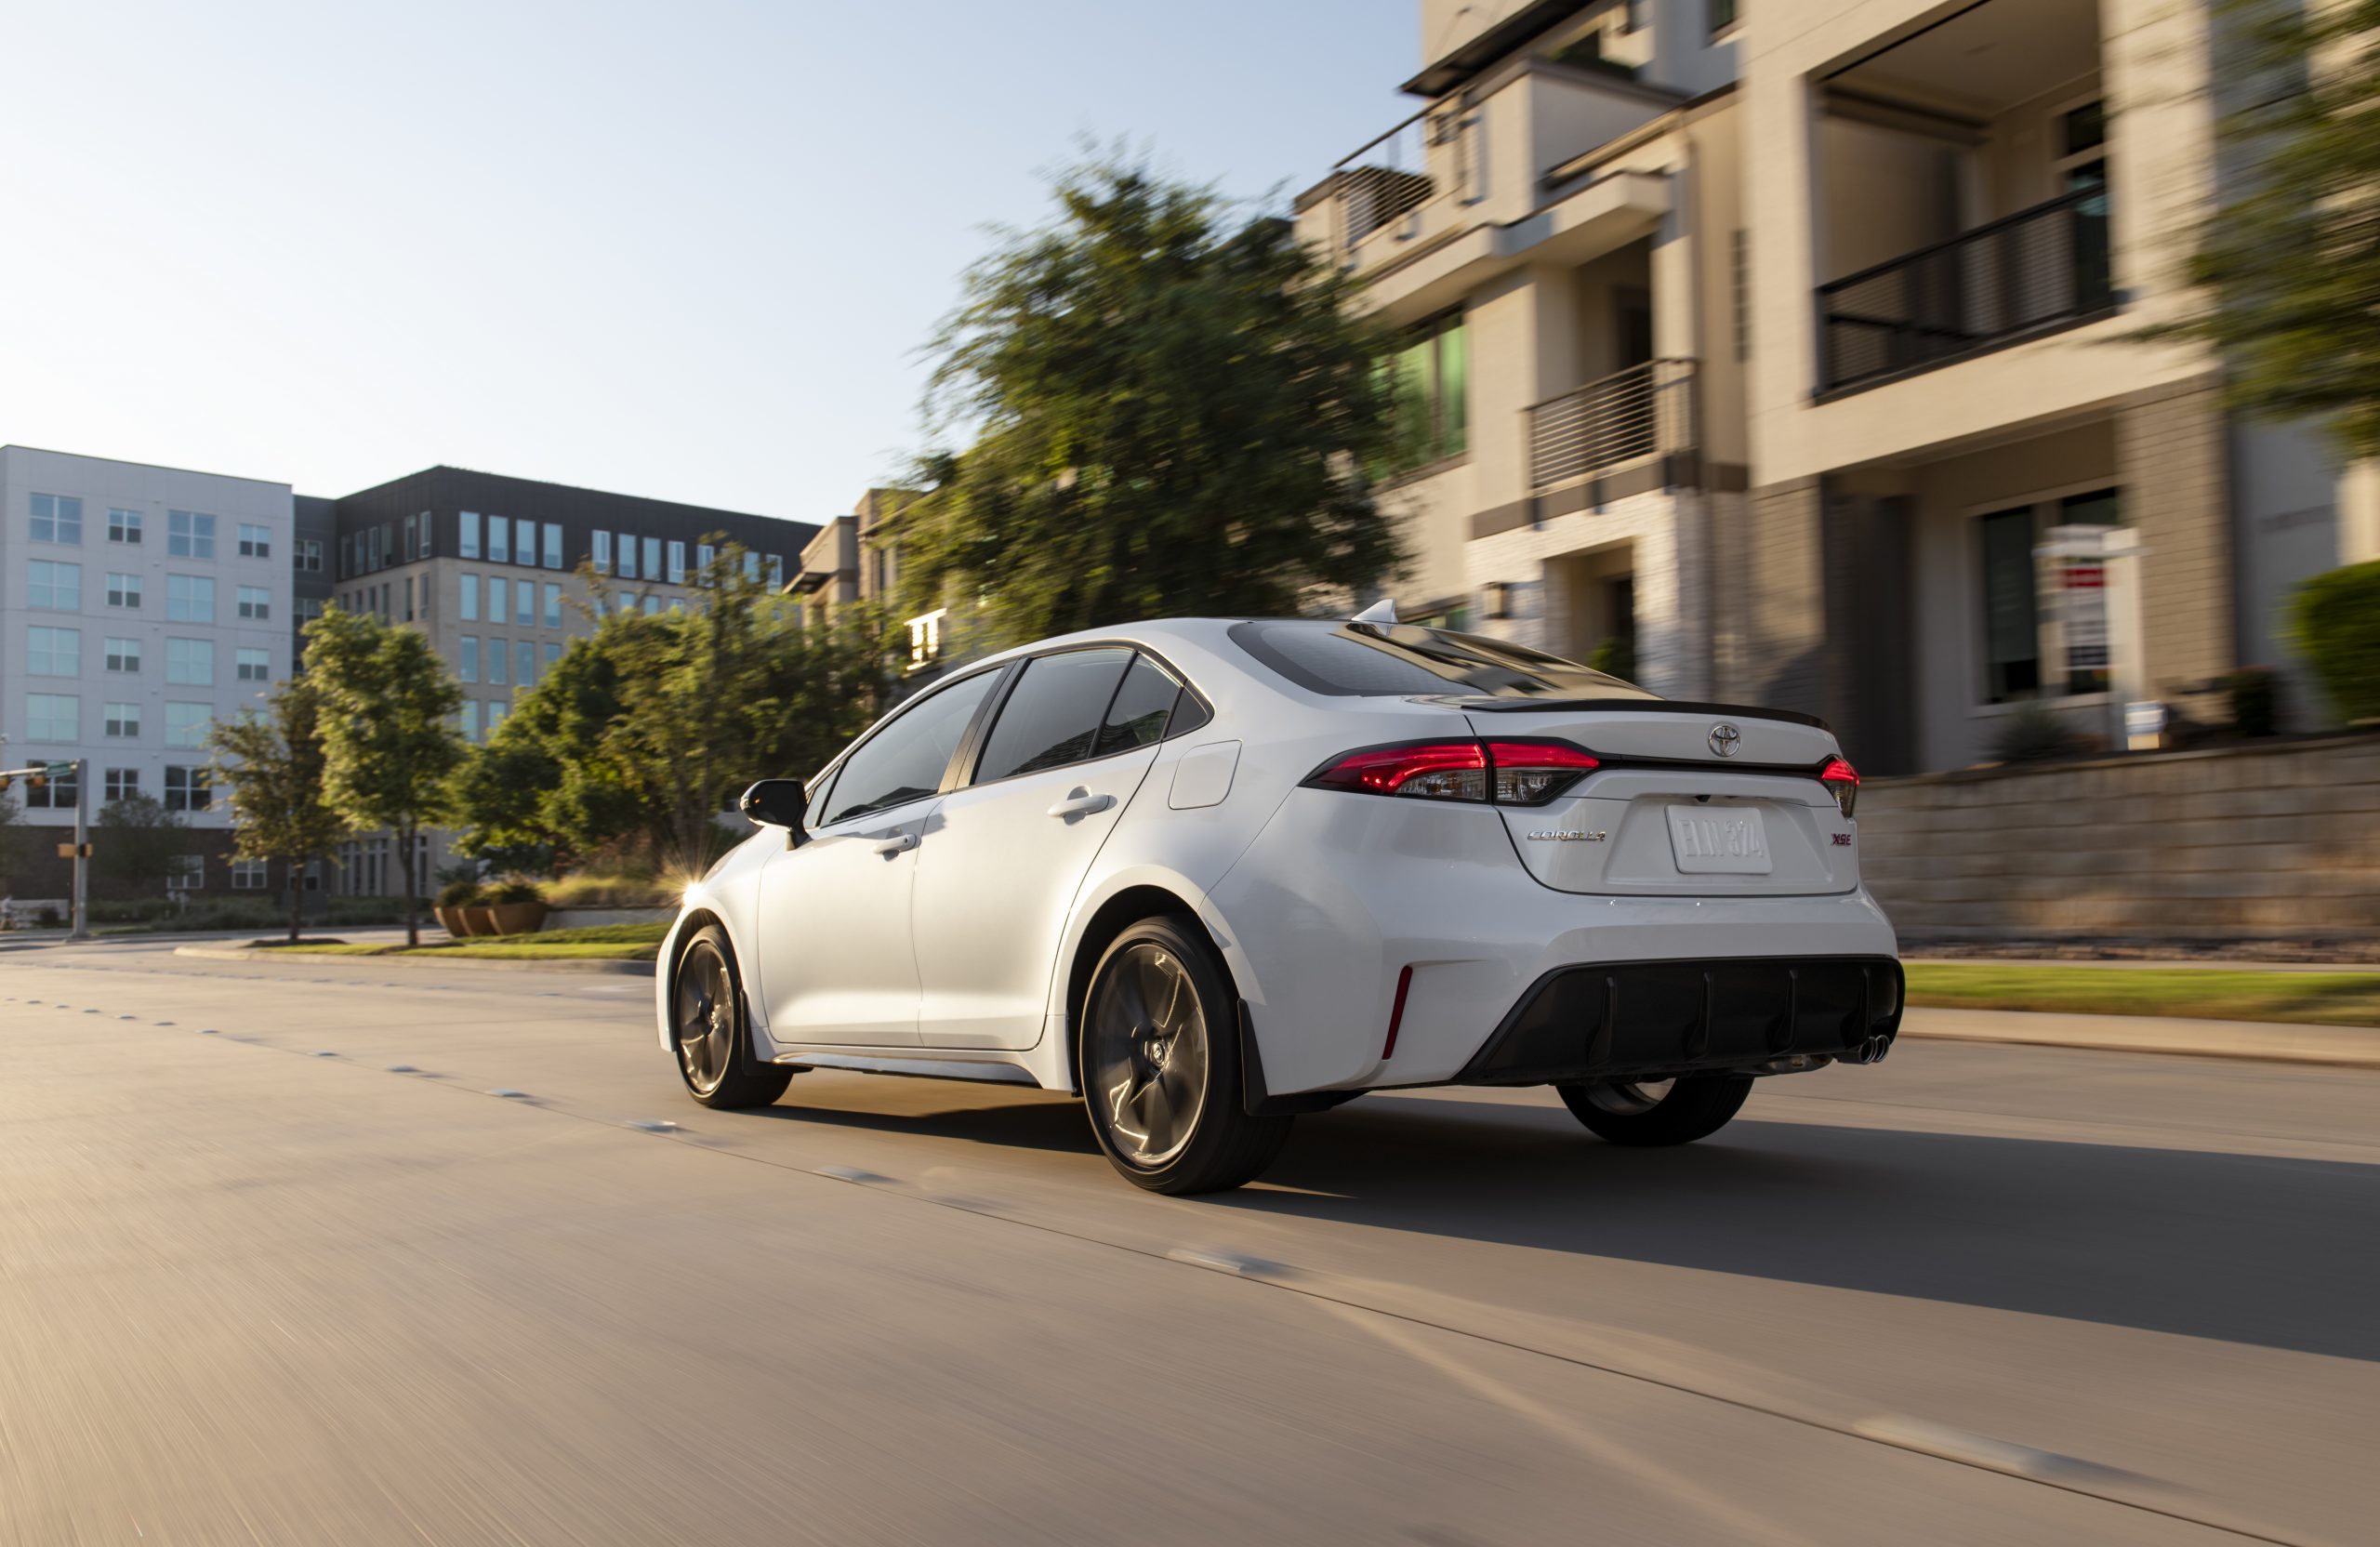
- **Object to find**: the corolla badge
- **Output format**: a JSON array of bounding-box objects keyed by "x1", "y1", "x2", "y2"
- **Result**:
[
  {"x1": 1708, "y1": 722, "x2": 1742, "y2": 758},
  {"x1": 1527, "y1": 828, "x2": 1607, "y2": 842}
]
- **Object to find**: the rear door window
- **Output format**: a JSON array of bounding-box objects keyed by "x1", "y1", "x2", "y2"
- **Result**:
[
  {"x1": 1093, "y1": 653, "x2": 1184, "y2": 757},
  {"x1": 973, "y1": 648, "x2": 1134, "y2": 783}
]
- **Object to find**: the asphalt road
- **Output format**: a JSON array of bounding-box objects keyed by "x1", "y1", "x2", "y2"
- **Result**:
[{"x1": 4, "y1": 941, "x2": 2373, "y2": 1547}]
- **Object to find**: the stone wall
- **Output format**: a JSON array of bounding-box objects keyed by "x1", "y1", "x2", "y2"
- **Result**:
[{"x1": 1861, "y1": 734, "x2": 2380, "y2": 939}]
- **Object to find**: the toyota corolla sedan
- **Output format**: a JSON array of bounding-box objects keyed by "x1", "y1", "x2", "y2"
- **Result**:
[{"x1": 658, "y1": 615, "x2": 1902, "y2": 1193}]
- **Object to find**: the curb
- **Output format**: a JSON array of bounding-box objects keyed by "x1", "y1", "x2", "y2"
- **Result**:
[
  {"x1": 1899, "y1": 1006, "x2": 2380, "y2": 1069},
  {"x1": 172, "y1": 945, "x2": 654, "y2": 976}
]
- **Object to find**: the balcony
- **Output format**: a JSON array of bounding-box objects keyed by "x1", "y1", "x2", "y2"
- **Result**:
[
  {"x1": 1816, "y1": 188, "x2": 2115, "y2": 395},
  {"x1": 1320, "y1": 108, "x2": 1468, "y2": 274},
  {"x1": 1527, "y1": 358, "x2": 1699, "y2": 498}
]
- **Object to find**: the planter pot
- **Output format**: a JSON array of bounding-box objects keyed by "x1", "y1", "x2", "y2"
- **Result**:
[
  {"x1": 483, "y1": 901, "x2": 549, "y2": 937},
  {"x1": 433, "y1": 905, "x2": 468, "y2": 939},
  {"x1": 462, "y1": 906, "x2": 500, "y2": 937}
]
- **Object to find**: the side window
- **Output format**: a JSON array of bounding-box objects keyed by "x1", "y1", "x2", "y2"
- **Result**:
[
  {"x1": 973, "y1": 648, "x2": 1134, "y2": 783},
  {"x1": 818, "y1": 668, "x2": 1003, "y2": 826},
  {"x1": 1094, "y1": 654, "x2": 1183, "y2": 757}
]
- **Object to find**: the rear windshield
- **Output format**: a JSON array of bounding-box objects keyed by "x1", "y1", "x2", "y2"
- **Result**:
[{"x1": 1229, "y1": 620, "x2": 1658, "y2": 700}]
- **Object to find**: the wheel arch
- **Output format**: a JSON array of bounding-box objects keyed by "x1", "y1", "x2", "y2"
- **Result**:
[{"x1": 1059, "y1": 878, "x2": 1228, "y2": 1094}]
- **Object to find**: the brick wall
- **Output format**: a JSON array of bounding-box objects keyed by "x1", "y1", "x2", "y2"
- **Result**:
[
  {"x1": 2120, "y1": 378, "x2": 2235, "y2": 717},
  {"x1": 1737, "y1": 477, "x2": 1829, "y2": 717},
  {"x1": 1861, "y1": 734, "x2": 2380, "y2": 939}
]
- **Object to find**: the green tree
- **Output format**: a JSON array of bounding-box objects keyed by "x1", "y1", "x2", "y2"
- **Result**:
[
  {"x1": 305, "y1": 606, "x2": 467, "y2": 945},
  {"x1": 897, "y1": 152, "x2": 1404, "y2": 647},
  {"x1": 208, "y1": 676, "x2": 350, "y2": 942},
  {"x1": 451, "y1": 549, "x2": 893, "y2": 872},
  {"x1": 93, "y1": 795, "x2": 191, "y2": 896},
  {"x1": 2150, "y1": 1, "x2": 2380, "y2": 459}
]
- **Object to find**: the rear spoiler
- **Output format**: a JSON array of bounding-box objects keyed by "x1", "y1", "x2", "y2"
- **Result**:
[{"x1": 1419, "y1": 696, "x2": 1833, "y2": 734}]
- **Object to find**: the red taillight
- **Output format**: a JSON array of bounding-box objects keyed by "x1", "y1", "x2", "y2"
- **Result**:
[
  {"x1": 1306, "y1": 738, "x2": 1598, "y2": 806},
  {"x1": 1818, "y1": 755, "x2": 1859, "y2": 819}
]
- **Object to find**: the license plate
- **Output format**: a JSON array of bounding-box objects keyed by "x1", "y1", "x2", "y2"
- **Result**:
[{"x1": 1666, "y1": 805, "x2": 1773, "y2": 874}]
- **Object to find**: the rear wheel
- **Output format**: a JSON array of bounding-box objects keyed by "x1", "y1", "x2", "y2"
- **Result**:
[
  {"x1": 671, "y1": 924, "x2": 794, "y2": 1109},
  {"x1": 1555, "y1": 1073, "x2": 1752, "y2": 1146},
  {"x1": 1079, "y1": 917, "x2": 1291, "y2": 1195}
]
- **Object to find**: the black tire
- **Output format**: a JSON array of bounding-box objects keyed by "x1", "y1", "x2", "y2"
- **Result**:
[
  {"x1": 1078, "y1": 916, "x2": 1291, "y2": 1195},
  {"x1": 1555, "y1": 1073, "x2": 1752, "y2": 1146},
  {"x1": 670, "y1": 924, "x2": 794, "y2": 1110}
]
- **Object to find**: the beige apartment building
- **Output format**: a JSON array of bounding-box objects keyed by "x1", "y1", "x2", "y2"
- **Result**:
[{"x1": 1298, "y1": 0, "x2": 2374, "y2": 774}]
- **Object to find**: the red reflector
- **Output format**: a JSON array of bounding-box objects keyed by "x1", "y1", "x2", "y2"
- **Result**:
[
  {"x1": 1485, "y1": 741, "x2": 1600, "y2": 771},
  {"x1": 1382, "y1": 964, "x2": 1413, "y2": 1060},
  {"x1": 1310, "y1": 740, "x2": 1486, "y2": 798}
]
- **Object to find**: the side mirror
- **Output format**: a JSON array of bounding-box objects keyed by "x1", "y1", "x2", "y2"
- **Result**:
[{"x1": 739, "y1": 778, "x2": 808, "y2": 836}]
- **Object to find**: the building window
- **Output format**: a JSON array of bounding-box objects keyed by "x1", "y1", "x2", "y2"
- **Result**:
[
  {"x1": 1708, "y1": 0, "x2": 1739, "y2": 38},
  {"x1": 697, "y1": 542, "x2": 715, "y2": 574},
  {"x1": 1979, "y1": 507, "x2": 2040, "y2": 704},
  {"x1": 908, "y1": 609, "x2": 946, "y2": 668},
  {"x1": 166, "y1": 509, "x2": 217, "y2": 558},
  {"x1": 109, "y1": 508, "x2": 142, "y2": 544},
  {"x1": 460, "y1": 699, "x2": 480, "y2": 742},
  {"x1": 165, "y1": 637, "x2": 215, "y2": 685},
  {"x1": 592, "y1": 531, "x2": 612, "y2": 575},
  {"x1": 231, "y1": 858, "x2": 270, "y2": 890},
  {"x1": 515, "y1": 578, "x2": 535, "y2": 626},
  {"x1": 460, "y1": 573, "x2": 479, "y2": 620},
  {"x1": 516, "y1": 639, "x2": 536, "y2": 686},
  {"x1": 167, "y1": 853, "x2": 204, "y2": 892},
  {"x1": 295, "y1": 536, "x2": 323, "y2": 572},
  {"x1": 23, "y1": 761, "x2": 77, "y2": 809},
  {"x1": 486, "y1": 701, "x2": 507, "y2": 735},
  {"x1": 489, "y1": 514, "x2": 511, "y2": 564},
  {"x1": 105, "y1": 702, "x2": 140, "y2": 737},
  {"x1": 104, "y1": 768, "x2": 139, "y2": 802},
  {"x1": 32, "y1": 492, "x2": 84, "y2": 544},
  {"x1": 106, "y1": 572, "x2": 140, "y2": 609},
  {"x1": 542, "y1": 523, "x2": 562, "y2": 569},
  {"x1": 514, "y1": 520, "x2": 536, "y2": 568},
  {"x1": 30, "y1": 560, "x2": 81, "y2": 610},
  {"x1": 459, "y1": 636, "x2": 480, "y2": 682},
  {"x1": 488, "y1": 635, "x2": 509, "y2": 685},
  {"x1": 543, "y1": 582, "x2": 562, "y2": 628},
  {"x1": 668, "y1": 540, "x2": 687, "y2": 583},
  {"x1": 238, "y1": 522, "x2": 272, "y2": 558},
  {"x1": 238, "y1": 585, "x2": 271, "y2": 620},
  {"x1": 105, "y1": 636, "x2": 140, "y2": 673},
  {"x1": 460, "y1": 510, "x2": 483, "y2": 560},
  {"x1": 1977, "y1": 487, "x2": 2125, "y2": 704},
  {"x1": 403, "y1": 575, "x2": 416, "y2": 622},
  {"x1": 237, "y1": 647, "x2": 271, "y2": 682},
  {"x1": 165, "y1": 702, "x2": 211, "y2": 748},
  {"x1": 488, "y1": 575, "x2": 509, "y2": 625},
  {"x1": 167, "y1": 575, "x2": 214, "y2": 623},
  {"x1": 28, "y1": 625, "x2": 80, "y2": 676},
  {"x1": 617, "y1": 533, "x2": 638, "y2": 580},
  {"x1": 543, "y1": 641, "x2": 562, "y2": 668},
  {"x1": 641, "y1": 536, "x2": 662, "y2": 583},
  {"x1": 765, "y1": 554, "x2": 784, "y2": 588},
  {"x1": 642, "y1": 594, "x2": 662, "y2": 616},
  {"x1": 743, "y1": 550, "x2": 760, "y2": 583},
  {"x1": 165, "y1": 765, "x2": 211, "y2": 813},
  {"x1": 27, "y1": 693, "x2": 79, "y2": 742},
  {"x1": 1383, "y1": 312, "x2": 1469, "y2": 477}
]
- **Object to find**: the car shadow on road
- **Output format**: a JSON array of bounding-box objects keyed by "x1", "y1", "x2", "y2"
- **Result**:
[
  {"x1": 747, "y1": 1084, "x2": 1100, "y2": 1156},
  {"x1": 1211, "y1": 1093, "x2": 2380, "y2": 1363}
]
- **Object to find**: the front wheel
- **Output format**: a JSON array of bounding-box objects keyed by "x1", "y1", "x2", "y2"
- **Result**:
[
  {"x1": 1079, "y1": 917, "x2": 1290, "y2": 1195},
  {"x1": 671, "y1": 924, "x2": 794, "y2": 1109},
  {"x1": 1555, "y1": 1073, "x2": 1752, "y2": 1146}
]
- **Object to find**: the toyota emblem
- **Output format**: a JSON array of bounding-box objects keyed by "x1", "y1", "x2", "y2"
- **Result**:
[{"x1": 1708, "y1": 722, "x2": 1742, "y2": 758}]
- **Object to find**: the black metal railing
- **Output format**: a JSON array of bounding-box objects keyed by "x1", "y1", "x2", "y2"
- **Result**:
[
  {"x1": 1816, "y1": 186, "x2": 2113, "y2": 393},
  {"x1": 1527, "y1": 358, "x2": 1698, "y2": 492}
]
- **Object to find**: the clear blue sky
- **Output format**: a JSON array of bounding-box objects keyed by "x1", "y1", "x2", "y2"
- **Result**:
[{"x1": 1, "y1": 1, "x2": 1415, "y2": 525}]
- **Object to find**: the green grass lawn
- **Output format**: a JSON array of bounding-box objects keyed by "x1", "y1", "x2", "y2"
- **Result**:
[
  {"x1": 271, "y1": 920, "x2": 668, "y2": 962},
  {"x1": 1904, "y1": 964, "x2": 2380, "y2": 1028}
]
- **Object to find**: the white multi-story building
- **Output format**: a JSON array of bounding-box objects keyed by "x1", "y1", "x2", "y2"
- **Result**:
[
  {"x1": 1298, "y1": 0, "x2": 2375, "y2": 773},
  {"x1": 1, "y1": 445, "x2": 296, "y2": 894}
]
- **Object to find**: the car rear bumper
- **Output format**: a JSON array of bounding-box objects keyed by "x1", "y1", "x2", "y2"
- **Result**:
[{"x1": 1456, "y1": 956, "x2": 1903, "y2": 1086}]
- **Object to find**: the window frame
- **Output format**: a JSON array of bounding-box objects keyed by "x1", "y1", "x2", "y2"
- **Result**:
[
  {"x1": 959, "y1": 641, "x2": 1214, "y2": 791},
  {"x1": 1964, "y1": 477, "x2": 2128, "y2": 714}
]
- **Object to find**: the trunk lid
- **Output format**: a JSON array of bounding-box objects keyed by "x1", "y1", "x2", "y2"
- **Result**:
[{"x1": 1457, "y1": 701, "x2": 1859, "y2": 897}]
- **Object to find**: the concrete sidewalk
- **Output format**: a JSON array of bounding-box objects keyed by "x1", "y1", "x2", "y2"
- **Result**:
[{"x1": 1900, "y1": 1006, "x2": 2380, "y2": 1069}]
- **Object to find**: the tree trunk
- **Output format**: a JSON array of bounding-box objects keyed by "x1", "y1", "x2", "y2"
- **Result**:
[
  {"x1": 403, "y1": 822, "x2": 420, "y2": 947},
  {"x1": 287, "y1": 857, "x2": 303, "y2": 944}
]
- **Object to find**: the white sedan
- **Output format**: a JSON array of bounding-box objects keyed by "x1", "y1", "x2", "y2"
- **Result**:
[{"x1": 657, "y1": 615, "x2": 1902, "y2": 1193}]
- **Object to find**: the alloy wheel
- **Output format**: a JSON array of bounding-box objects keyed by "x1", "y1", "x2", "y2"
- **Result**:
[
  {"x1": 675, "y1": 942, "x2": 735, "y2": 1095},
  {"x1": 1086, "y1": 942, "x2": 1210, "y2": 1169}
]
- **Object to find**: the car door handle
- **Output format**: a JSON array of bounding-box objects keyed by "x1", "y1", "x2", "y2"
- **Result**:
[
  {"x1": 1047, "y1": 789, "x2": 1115, "y2": 819},
  {"x1": 872, "y1": 832, "x2": 919, "y2": 855}
]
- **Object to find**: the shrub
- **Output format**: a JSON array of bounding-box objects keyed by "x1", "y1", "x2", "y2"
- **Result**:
[
  {"x1": 2224, "y1": 668, "x2": 2281, "y2": 738},
  {"x1": 90, "y1": 898, "x2": 178, "y2": 924},
  {"x1": 483, "y1": 878, "x2": 544, "y2": 906},
  {"x1": 435, "y1": 879, "x2": 484, "y2": 908},
  {"x1": 2294, "y1": 560, "x2": 2380, "y2": 724},
  {"x1": 324, "y1": 898, "x2": 408, "y2": 925},
  {"x1": 1989, "y1": 701, "x2": 2083, "y2": 764},
  {"x1": 542, "y1": 871, "x2": 677, "y2": 909}
]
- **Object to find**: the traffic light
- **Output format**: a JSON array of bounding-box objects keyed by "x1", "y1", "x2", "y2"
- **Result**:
[{"x1": 24, "y1": 770, "x2": 45, "y2": 791}]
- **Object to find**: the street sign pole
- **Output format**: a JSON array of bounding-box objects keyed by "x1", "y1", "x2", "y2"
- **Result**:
[{"x1": 69, "y1": 758, "x2": 90, "y2": 941}]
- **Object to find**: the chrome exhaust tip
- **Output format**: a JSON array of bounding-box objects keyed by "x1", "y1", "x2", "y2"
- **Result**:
[{"x1": 1843, "y1": 1034, "x2": 1894, "y2": 1065}]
